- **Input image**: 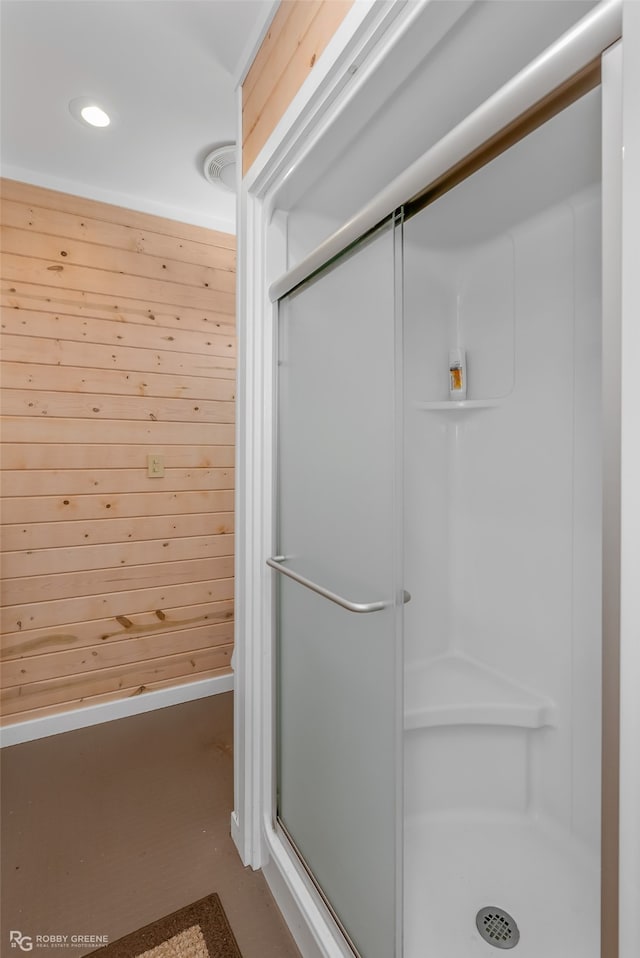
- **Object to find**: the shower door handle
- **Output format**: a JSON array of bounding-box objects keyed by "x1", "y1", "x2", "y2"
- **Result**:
[{"x1": 267, "y1": 556, "x2": 411, "y2": 614}]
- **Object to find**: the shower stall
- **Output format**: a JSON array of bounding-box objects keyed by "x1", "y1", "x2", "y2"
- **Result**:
[
  {"x1": 401, "y1": 86, "x2": 603, "y2": 957},
  {"x1": 235, "y1": 2, "x2": 638, "y2": 957}
]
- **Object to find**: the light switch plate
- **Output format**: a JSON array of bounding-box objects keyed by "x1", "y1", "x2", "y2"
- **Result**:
[{"x1": 147, "y1": 455, "x2": 165, "y2": 477}]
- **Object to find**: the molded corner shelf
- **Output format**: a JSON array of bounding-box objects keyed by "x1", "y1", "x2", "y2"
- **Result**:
[
  {"x1": 413, "y1": 398, "x2": 502, "y2": 412},
  {"x1": 404, "y1": 652, "x2": 557, "y2": 731}
]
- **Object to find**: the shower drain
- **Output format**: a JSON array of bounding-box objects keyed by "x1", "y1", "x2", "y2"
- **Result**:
[{"x1": 475, "y1": 907, "x2": 520, "y2": 949}]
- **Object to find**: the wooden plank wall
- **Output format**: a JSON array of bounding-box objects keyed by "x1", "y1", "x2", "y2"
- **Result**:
[
  {"x1": 0, "y1": 178, "x2": 236, "y2": 726},
  {"x1": 242, "y1": 0, "x2": 353, "y2": 174}
]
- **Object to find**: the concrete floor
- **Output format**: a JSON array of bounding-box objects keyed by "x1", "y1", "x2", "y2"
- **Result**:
[{"x1": 0, "y1": 693, "x2": 301, "y2": 958}]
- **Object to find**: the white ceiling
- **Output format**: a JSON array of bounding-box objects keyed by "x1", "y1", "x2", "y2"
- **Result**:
[{"x1": 0, "y1": 0, "x2": 275, "y2": 233}]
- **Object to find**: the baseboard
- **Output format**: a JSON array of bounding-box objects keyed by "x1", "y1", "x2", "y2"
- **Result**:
[{"x1": 0, "y1": 673, "x2": 234, "y2": 748}]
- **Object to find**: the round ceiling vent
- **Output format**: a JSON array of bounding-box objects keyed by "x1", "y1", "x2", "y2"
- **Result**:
[{"x1": 203, "y1": 144, "x2": 237, "y2": 192}]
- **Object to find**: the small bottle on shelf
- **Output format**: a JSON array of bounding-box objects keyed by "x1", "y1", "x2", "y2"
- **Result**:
[{"x1": 449, "y1": 347, "x2": 467, "y2": 400}]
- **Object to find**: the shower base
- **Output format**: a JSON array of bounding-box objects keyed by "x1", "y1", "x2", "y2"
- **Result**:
[{"x1": 404, "y1": 811, "x2": 599, "y2": 957}]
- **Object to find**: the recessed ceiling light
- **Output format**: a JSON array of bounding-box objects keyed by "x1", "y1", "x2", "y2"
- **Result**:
[
  {"x1": 80, "y1": 104, "x2": 110, "y2": 127},
  {"x1": 69, "y1": 97, "x2": 112, "y2": 129}
]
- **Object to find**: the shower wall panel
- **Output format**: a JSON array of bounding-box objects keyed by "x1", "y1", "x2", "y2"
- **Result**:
[{"x1": 404, "y1": 183, "x2": 602, "y2": 824}]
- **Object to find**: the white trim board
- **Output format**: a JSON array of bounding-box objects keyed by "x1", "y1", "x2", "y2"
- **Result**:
[
  {"x1": 0, "y1": 673, "x2": 234, "y2": 748},
  {"x1": 232, "y1": 0, "x2": 281, "y2": 91}
]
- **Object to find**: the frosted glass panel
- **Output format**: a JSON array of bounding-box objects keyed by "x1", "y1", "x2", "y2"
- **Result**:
[{"x1": 276, "y1": 221, "x2": 401, "y2": 958}]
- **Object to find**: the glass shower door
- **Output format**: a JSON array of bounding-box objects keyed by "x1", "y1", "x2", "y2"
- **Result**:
[{"x1": 272, "y1": 218, "x2": 403, "y2": 958}]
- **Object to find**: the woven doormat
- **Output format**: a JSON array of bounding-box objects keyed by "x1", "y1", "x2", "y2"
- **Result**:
[{"x1": 85, "y1": 894, "x2": 242, "y2": 958}]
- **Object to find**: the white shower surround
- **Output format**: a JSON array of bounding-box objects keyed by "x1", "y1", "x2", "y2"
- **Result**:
[
  {"x1": 402, "y1": 95, "x2": 603, "y2": 949},
  {"x1": 234, "y1": 2, "x2": 640, "y2": 956}
]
